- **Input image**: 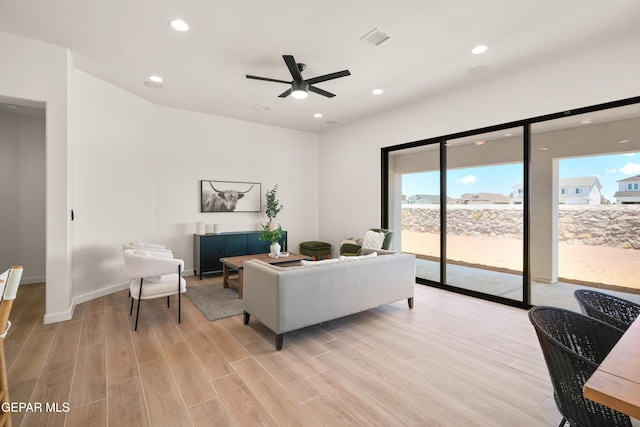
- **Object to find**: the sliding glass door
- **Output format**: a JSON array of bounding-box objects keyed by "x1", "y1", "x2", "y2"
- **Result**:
[
  {"x1": 385, "y1": 96, "x2": 640, "y2": 310},
  {"x1": 398, "y1": 144, "x2": 441, "y2": 283},
  {"x1": 445, "y1": 129, "x2": 524, "y2": 302},
  {"x1": 530, "y1": 104, "x2": 640, "y2": 309}
]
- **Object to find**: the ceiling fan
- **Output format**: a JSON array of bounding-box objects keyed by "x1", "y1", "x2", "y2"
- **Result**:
[{"x1": 246, "y1": 55, "x2": 351, "y2": 99}]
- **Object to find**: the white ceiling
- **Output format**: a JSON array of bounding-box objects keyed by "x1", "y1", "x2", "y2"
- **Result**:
[{"x1": 1, "y1": 0, "x2": 639, "y2": 133}]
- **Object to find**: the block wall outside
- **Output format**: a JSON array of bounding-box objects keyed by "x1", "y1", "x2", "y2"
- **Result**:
[{"x1": 402, "y1": 204, "x2": 640, "y2": 249}]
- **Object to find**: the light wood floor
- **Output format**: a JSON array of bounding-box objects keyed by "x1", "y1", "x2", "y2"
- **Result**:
[{"x1": 4, "y1": 276, "x2": 562, "y2": 426}]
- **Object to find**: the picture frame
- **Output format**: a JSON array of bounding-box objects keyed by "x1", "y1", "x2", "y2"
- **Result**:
[{"x1": 200, "y1": 180, "x2": 261, "y2": 212}]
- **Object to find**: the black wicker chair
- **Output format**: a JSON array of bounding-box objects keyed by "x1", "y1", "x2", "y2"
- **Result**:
[
  {"x1": 528, "y1": 306, "x2": 631, "y2": 427},
  {"x1": 574, "y1": 289, "x2": 640, "y2": 332}
]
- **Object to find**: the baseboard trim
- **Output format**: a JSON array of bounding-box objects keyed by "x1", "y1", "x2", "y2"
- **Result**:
[
  {"x1": 42, "y1": 270, "x2": 195, "y2": 324},
  {"x1": 21, "y1": 275, "x2": 46, "y2": 285},
  {"x1": 44, "y1": 281, "x2": 130, "y2": 324}
]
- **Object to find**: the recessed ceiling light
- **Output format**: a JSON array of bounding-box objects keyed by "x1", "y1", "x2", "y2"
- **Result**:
[
  {"x1": 149, "y1": 75, "x2": 163, "y2": 83},
  {"x1": 169, "y1": 19, "x2": 189, "y2": 32},
  {"x1": 504, "y1": 133, "x2": 513, "y2": 137},
  {"x1": 372, "y1": 88, "x2": 384, "y2": 95},
  {"x1": 5, "y1": 104, "x2": 18, "y2": 110},
  {"x1": 619, "y1": 139, "x2": 631, "y2": 144},
  {"x1": 472, "y1": 45, "x2": 488, "y2": 54},
  {"x1": 581, "y1": 119, "x2": 592, "y2": 124},
  {"x1": 474, "y1": 140, "x2": 485, "y2": 146},
  {"x1": 313, "y1": 113, "x2": 323, "y2": 118},
  {"x1": 539, "y1": 147, "x2": 549, "y2": 151}
]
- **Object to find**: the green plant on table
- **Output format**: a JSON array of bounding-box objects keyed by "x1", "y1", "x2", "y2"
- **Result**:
[{"x1": 260, "y1": 224, "x2": 284, "y2": 244}]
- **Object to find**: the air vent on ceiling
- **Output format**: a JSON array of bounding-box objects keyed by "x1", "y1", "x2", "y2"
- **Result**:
[
  {"x1": 253, "y1": 104, "x2": 271, "y2": 111},
  {"x1": 360, "y1": 28, "x2": 392, "y2": 46}
]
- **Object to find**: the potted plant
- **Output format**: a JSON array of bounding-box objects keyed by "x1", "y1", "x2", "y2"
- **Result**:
[
  {"x1": 260, "y1": 224, "x2": 284, "y2": 258},
  {"x1": 261, "y1": 185, "x2": 285, "y2": 257}
]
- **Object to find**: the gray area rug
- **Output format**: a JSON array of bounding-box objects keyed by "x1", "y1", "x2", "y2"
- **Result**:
[{"x1": 185, "y1": 284, "x2": 243, "y2": 321}]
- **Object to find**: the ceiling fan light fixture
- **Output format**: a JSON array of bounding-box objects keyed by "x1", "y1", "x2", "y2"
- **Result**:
[
  {"x1": 291, "y1": 89, "x2": 308, "y2": 99},
  {"x1": 291, "y1": 80, "x2": 309, "y2": 99}
]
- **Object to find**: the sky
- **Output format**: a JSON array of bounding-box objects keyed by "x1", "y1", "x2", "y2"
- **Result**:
[{"x1": 402, "y1": 152, "x2": 640, "y2": 201}]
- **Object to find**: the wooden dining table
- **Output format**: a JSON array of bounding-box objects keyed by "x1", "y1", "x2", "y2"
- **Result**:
[{"x1": 584, "y1": 316, "x2": 640, "y2": 420}]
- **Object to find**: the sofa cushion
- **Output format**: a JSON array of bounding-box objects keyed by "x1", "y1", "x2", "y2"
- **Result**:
[
  {"x1": 362, "y1": 230, "x2": 385, "y2": 250},
  {"x1": 339, "y1": 251, "x2": 378, "y2": 262},
  {"x1": 300, "y1": 258, "x2": 341, "y2": 268}
]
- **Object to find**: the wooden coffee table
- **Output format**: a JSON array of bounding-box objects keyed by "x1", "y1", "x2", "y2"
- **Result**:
[{"x1": 220, "y1": 252, "x2": 312, "y2": 298}]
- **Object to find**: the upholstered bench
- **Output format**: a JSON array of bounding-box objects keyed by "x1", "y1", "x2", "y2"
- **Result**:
[{"x1": 299, "y1": 241, "x2": 331, "y2": 260}]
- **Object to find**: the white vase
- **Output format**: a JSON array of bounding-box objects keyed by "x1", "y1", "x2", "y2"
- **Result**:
[{"x1": 270, "y1": 241, "x2": 281, "y2": 258}]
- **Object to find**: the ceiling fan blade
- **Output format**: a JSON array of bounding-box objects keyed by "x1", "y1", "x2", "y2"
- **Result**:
[
  {"x1": 309, "y1": 85, "x2": 335, "y2": 98},
  {"x1": 306, "y1": 70, "x2": 351, "y2": 85},
  {"x1": 283, "y1": 55, "x2": 303, "y2": 82},
  {"x1": 246, "y1": 75, "x2": 291, "y2": 84},
  {"x1": 278, "y1": 88, "x2": 292, "y2": 98}
]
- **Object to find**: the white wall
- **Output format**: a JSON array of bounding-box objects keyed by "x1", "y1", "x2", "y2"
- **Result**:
[
  {"x1": 318, "y1": 30, "x2": 640, "y2": 254},
  {"x1": 1, "y1": 31, "x2": 319, "y2": 322},
  {"x1": 68, "y1": 68, "x2": 319, "y2": 310},
  {"x1": 0, "y1": 32, "x2": 70, "y2": 322},
  {"x1": 69, "y1": 69, "x2": 156, "y2": 300},
  {"x1": 0, "y1": 112, "x2": 20, "y2": 270},
  {"x1": 0, "y1": 112, "x2": 47, "y2": 283},
  {"x1": 152, "y1": 106, "x2": 319, "y2": 261},
  {"x1": 19, "y1": 115, "x2": 46, "y2": 283}
]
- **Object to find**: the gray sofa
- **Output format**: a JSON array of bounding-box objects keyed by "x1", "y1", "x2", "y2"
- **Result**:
[{"x1": 243, "y1": 249, "x2": 416, "y2": 350}]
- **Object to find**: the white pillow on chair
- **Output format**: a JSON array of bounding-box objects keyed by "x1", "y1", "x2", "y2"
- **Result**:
[{"x1": 362, "y1": 230, "x2": 385, "y2": 250}]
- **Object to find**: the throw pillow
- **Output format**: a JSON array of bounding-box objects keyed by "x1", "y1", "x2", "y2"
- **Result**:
[{"x1": 362, "y1": 230, "x2": 385, "y2": 250}]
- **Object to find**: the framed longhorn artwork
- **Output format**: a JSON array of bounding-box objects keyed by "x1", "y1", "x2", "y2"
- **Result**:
[{"x1": 200, "y1": 180, "x2": 261, "y2": 213}]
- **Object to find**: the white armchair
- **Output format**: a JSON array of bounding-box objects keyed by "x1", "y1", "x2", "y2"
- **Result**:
[
  {"x1": 123, "y1": 240, "x2": 173, "y2": 257},
  {"x1": 0, "y1": 265, "x2": 23, "y2": 418},
  {"x1": 123, "y1": 249, "x2": 186, "y2": 331}
]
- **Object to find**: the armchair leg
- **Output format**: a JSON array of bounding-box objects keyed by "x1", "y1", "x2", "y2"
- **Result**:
[
  {"x1": 178, "y1": 264, "x2": 182, "y2": 324},
  {"x1": 167, "y1": 296, "x2": 170, "y2": 308},
  {"x1": 275, "y1": 334, "x2": 283, "y2": 351},
  {"x1": 129, "y1": 297, "x2": 134, "y2": 315},
  {"x1": 134, "y1": 278, "x2": 143, "y2": 331}
]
